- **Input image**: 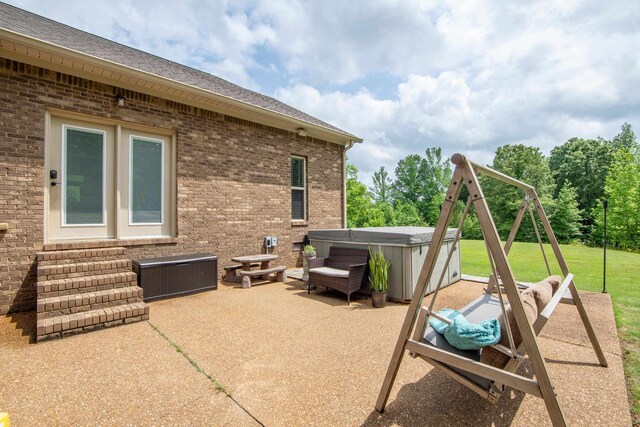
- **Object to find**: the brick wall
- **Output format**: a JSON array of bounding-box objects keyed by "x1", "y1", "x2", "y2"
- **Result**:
[{"x1": 0, "y1": 58, "x2": 345, "y2": 314}]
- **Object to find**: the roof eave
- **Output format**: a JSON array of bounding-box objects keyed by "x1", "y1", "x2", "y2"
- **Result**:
[{"x1": 0, "y1": 27, "x2": 363, "y2": 145}]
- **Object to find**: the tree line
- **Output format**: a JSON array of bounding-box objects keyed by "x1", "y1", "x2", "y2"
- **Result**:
[{"x1": 347, "y1": 123, "x2": 640, "y2": 251}]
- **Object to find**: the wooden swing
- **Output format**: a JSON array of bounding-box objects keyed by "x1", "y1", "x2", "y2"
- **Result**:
[{"x1": 375, "y1": 153, "x2": 608, "y2": 427}]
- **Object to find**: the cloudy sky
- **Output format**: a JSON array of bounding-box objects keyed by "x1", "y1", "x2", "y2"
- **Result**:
[{"x1": 6, "y1": 0, "x2": 640, "y2": 186}]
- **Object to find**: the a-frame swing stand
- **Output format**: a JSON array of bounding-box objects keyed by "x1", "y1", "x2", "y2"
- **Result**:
[{"x1": 375, "y1": 153, "x2": 608, "y2": 427}]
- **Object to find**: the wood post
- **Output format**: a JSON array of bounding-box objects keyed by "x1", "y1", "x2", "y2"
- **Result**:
[
  {"x1": 462, "y1": 163, "x2": 567, "y2": 426},
  {"x1": 528, "y1": 189, "x2": 608, "y2": 367},
  {"x1": 375, "y1": 167, "x2": 463, "y2": 412}
]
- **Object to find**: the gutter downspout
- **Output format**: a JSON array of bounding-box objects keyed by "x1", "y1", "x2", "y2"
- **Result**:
[{"x1": 343, "y1": 140, "x2": 355, "y2": 228}]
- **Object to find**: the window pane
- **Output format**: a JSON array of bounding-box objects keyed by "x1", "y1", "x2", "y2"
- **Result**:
[
  {"x1": 292, "y1": 189, "x2": 304, "y2": 220},
  {"x1": 291, "y1": 157, "x2": 304, "y2": 188},
  {"x1": 131, "y1": 138, "x2": 162, "y2": 223},
  {"x1": 65, "y1": 128, "x2": 103, "y2": 224}
]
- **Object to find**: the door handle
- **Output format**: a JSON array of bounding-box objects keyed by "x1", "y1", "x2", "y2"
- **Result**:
[{"x1": 50, "y1": 181, "x2": 62, "y2": 186}]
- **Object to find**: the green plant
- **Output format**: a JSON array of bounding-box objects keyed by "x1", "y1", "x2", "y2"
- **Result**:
[
  {"x1": 303, "y1": 244, "x2": 315, "y2": 254},
  {"x1": 369, "y1": 245, "x2": 391, "y2": 292}
]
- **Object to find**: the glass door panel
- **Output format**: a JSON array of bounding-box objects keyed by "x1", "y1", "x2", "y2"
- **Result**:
[
  {"x1": 130, "y1": 137, "x2": 163, "y2": 224},
  {"x1": 64, "y1": 128, "x2": 105, "y2": 225}
]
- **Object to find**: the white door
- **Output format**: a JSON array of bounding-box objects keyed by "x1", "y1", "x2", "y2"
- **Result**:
[{"x1": 47, "y1": 117, "x2": 115, "y2": 240}]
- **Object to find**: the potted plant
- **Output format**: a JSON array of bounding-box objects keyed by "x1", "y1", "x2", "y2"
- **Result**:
[
  {"x1": 369, "y1": 246, "x2": 390, "y2": 308},
  {"x1": 302, "y1": 244, "x2": 316, "y2": 289}
]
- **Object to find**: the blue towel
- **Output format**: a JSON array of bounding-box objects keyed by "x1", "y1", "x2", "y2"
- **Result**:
[{"x1": 429, "y1": 309, "x2": 501, "y2": 350}]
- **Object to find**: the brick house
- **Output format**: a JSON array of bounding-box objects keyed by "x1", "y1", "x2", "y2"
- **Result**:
[{"x1": 0, "y1": 4, "x2": 361, "y2": 338}]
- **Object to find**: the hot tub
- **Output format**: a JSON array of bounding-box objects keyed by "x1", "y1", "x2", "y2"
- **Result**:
[{"x1": 308, "y1": 226, "x2": 460, "y2": 302}]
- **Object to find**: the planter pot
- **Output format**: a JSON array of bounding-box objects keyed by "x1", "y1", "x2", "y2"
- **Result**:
[
  {"x1": 372, "y1": 291, "x2": 387, "y2": 308},
  {"x1": 302, "y1": 251, "x2": 316, "y2": 289}
]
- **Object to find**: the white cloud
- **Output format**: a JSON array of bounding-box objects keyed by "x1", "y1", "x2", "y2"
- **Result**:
[{"x1": 5, "y1": 0, "x2": 640, "y2": 188}]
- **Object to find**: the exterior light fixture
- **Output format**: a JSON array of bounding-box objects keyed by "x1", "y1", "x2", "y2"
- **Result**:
[
  {"x1": 115, "y1": 94, "x2": 126, "y2": 107},
  {"x1": 296, "y1": 128, "x2": 307, "y2": 137}
]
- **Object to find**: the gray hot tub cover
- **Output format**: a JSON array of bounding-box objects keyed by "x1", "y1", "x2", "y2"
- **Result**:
[{"x1": 308, "y1": 226, "x2": 458, "y2": 246}]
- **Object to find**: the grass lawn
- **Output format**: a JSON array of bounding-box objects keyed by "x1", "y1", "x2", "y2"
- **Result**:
[{"x1": 461, "y1": 239, "x2": 640, "y2": 423}]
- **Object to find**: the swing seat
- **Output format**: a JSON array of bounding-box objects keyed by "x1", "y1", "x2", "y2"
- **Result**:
[
  {"x1": 418, "y1": 274, "x2": 573, "y2": 401},
  {"x1": 421, "y1": 294, "x2": 507, "y2": 394}
]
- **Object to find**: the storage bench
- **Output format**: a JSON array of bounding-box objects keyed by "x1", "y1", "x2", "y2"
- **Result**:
[{"x1": 132, "y1": 253, "x2": 218, "y2": 302}]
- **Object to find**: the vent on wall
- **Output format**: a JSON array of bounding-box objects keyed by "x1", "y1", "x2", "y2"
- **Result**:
[{"x1": 293, "y1": 241, "x2": 304, "y2": 251}]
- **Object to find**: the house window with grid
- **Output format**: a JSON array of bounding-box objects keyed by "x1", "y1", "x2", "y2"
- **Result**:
[{"x1": 291, "y1": 156, "x2": 306, "y2": 220}]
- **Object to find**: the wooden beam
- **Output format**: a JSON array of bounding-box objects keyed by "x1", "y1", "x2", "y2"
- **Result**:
[
  {"x1": 534, "y1": 274, "x2": 574, "y2": 333},
  {"x1": 452, "y1": 153, "x2": 534, "y2": 191},
  {"x1": 462, "y1": 163, "x2": 568, "y2": 426},
  {"x1": 406, "y1": 340, "x2": 542, "y2": 398},
  {"x1": 528, "y1": 189, "x2": 608, "y2": 367},
  {"x1": 375, "y1": 167, "x2": 464, "y2": 413}
]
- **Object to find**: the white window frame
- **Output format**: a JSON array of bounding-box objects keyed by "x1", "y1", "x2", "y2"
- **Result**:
[
  {"x1": 129, "y1": 135, "x2": 165, "y2": 226},
  {"x1": 291, "y1": 155, "x2": 306, "y2": 220},
  {"x1": 61, "y1": 125, "x2": 107, "y2": 227}
]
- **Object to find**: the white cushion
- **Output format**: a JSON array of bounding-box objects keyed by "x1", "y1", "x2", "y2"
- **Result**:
[{"x1": 309, "y1": 267, "x2": 349, "y2": 278}]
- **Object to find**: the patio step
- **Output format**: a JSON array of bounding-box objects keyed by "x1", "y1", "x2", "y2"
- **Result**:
[
  {"x1": 36, "y1": 245, "x2": 149, "y2": 341},
  {"x1": 36, "y1": 286, "x2": 144, "y2": 319},
  {"x1": 36, "y1": 302, "x2": 149, "y2": 341},
  {"x1": 37, "y1": 259, "x2": 132, "y2": 282},
  {"x1": 37, "y1": 247, "x2": 128, "y2": 266},
  {"x1": 37, "y1": 271, "x2": 138, "y2": 299}
]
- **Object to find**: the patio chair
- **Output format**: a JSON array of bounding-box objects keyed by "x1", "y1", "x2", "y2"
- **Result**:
[{"x1": 308, "y1": 246, "x2": 369, "y2": 304}]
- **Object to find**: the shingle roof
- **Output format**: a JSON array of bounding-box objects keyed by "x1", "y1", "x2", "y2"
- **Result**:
[{"x1": 0, "y1": 3, "x2": 354, "y2": 137}]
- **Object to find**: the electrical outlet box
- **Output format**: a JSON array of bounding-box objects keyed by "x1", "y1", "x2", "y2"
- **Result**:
[
  {"x1": 271, "y1": 237, "x2": 278, "y2": 247},
  {"x1": 264, "y1": 237, "x2": 273, "y2": 248}
]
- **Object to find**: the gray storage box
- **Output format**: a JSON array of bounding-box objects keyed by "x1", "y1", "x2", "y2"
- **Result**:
[
  {"x1": 132, "y1": 253, "x2": 218, "y2": 302},
  {"x1": 308, "y1": 227, "x2": 460, "y2": 302}
]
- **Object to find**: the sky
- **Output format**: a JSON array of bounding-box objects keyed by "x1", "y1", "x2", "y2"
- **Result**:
[{"x1": 5, "y1": 0, "x2": 640, "y2": 187}]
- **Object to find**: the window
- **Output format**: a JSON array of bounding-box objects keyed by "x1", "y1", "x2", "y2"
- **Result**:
[
  {"x1": 130, "y1": 136, "x2": 164, "y2": 224},
  {"x1": 291, "y1": 156, "x2": 306, "y2": 220}
]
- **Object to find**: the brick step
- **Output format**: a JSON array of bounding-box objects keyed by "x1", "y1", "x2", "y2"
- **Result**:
[
  {"x1": 37, "y1": 271, "x2": 138, "y2": 299},
  {"x1": 36, "y1": 302, "x2": 149, "y2": 341},
  {"x1": 37, "y1": 286, "x2": 144, "y2": 319},
  {"x1": 37, "y1": 247, "x2": 127, "y2": 266},
  {"x1": 37, "y1": 259, "x2": 132, "y2": 282}
]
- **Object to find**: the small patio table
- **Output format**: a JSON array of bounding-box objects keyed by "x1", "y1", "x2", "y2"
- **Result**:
[{"x1": 231, "y1": 254, "x2": 279, "y2": 271}]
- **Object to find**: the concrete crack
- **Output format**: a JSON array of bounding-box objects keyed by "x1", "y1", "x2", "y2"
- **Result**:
[{"x1": 148, "y1": 321, "x2": 266, "y2": 427}]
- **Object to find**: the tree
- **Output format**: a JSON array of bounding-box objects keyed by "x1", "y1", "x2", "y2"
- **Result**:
[
  {"x1": 421, "y1": 148, "x2": 452, "y2": 224},
  {"x1": 594, "y1": 148, "x2": 640, "y2": 250},
  {"x1": 549, "y1": 123, "x2": 639, "y2": 242},
  {"x1": 482, "y1": 144, "x2": 555, "y2": 240},
  {"x1": 346, "y1": 162, "x2": 376, "y2": 228},
  {"x1": 394, "y1": 202, "x2": 425, "y2": 226},
  {"x1": 371, "y1": 166, "x2": 393, "y2": 205},
  {"x1": 610, "y1": 122, "x2": 637, "y2": 152},
  {"x1": 549, "y1": 184, "x2": 582, "y2": 243},
  {"x1": 393, "y1": 154, "x2": 423, "y2": 207},
  {"x1": 549, "y1": 137, "x2": 612, "y2": 238},
  {"x1": 392, "y1": 148, "x2": 452, "y2": 224}
]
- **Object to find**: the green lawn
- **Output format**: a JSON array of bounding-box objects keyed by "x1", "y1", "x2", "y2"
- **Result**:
[{"x1": 460, "y1": 240, "x2": 640, "y2": 423}]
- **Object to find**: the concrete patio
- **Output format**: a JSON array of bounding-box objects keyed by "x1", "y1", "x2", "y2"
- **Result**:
[{"x1": 1, "y1": 279, "x2": 632, "y2": 426}]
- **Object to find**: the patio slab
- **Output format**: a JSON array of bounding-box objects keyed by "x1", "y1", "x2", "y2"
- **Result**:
[
  {"x1": 0, "y1": 312, "x2": 257, "y2": 426},
  {"x1": 0, "y1": 279, "x2": 631, "y2": 426}
]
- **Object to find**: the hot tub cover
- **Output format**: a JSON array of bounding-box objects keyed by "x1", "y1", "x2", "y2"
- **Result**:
[{"x1": 308, "y1": 226, "x2": 458, "y2": 246}]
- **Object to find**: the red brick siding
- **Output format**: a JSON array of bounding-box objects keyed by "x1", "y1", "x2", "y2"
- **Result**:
[{"x1": 0, "y1": 58, "x2": 345, "y2": 314}]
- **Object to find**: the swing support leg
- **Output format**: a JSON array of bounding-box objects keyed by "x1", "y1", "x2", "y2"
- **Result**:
[
  {"x1": 463, "y1": 163, "x2": 568, "y2": 427},
  {"x1": 375, "y1": 168, "x2": 463, "y2": 413},
  {"x1": 528, "y1": 190, "x2": 608, "y2": 367}
]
